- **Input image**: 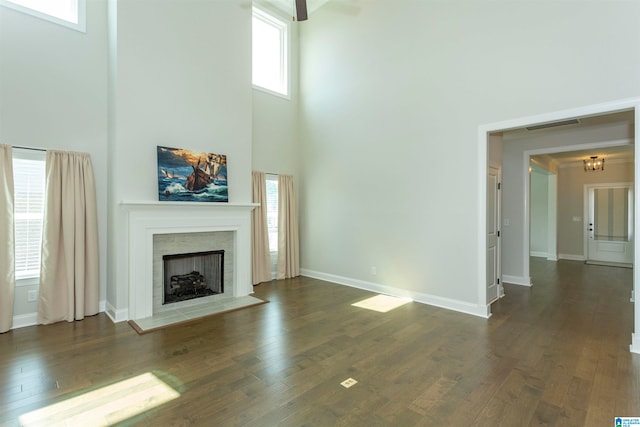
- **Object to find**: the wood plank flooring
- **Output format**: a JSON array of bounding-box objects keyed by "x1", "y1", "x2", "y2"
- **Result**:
[{"x1": 1, "y1": 258, "x2": 638, "y2": 426}]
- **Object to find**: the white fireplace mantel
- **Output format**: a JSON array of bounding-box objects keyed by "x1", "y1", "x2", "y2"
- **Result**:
[
  {"x1": 120, "y1": 201, "x2": 259, "y2": 209},
  {"x1": 121, "y1": 201, "x2": 258, "y2": 320}
]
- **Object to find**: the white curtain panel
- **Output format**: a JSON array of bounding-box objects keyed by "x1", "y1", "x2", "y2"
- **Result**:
[
  {"x1": 0, "y1": 145, "x2": 15, "y2": 333},
  {"x1": 38, "y1": 150, "x2": 100, "y2": 325},
  {"x1": 277, "y1": 174, "x2": 300, "y2": 279},
  {"x1": 251, "y1": 171, "x2": 272, "y2": 284}
]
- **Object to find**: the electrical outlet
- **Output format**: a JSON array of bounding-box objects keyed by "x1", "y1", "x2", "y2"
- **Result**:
[
  {"x1": 27, "y1": 290, "x2": 37, "y2": 302},
  {"x1": 370, "y1": 266, "x2": 377, "y2": 276},
  {"x1": 340, "y1": 378, "x2": 358, "y2": 388}
]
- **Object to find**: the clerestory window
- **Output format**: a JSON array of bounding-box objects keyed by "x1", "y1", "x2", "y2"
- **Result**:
[
  {"x1": 0, "y1": 0, "x2": 86, "y2": 32},
  {"x1": 252, "y1": 7, "x2": 289, "y2": 98}
]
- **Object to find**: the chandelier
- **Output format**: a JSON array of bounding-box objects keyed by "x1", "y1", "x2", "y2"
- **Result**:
[{"x1": 584, "y1": 156, "x2": 604, "y2": 171}]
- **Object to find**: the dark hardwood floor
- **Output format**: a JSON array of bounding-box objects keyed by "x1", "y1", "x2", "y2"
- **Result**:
[{"x1": 1, "y1": 259, "x2": 638, "y2": 426}]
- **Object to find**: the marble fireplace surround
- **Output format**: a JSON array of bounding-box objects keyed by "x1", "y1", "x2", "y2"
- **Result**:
[
  {"x1": 122, "y1": 202, "x2": 257, "y2": 321},
  {"x1": 153, "y1": 232, "x2": 232, "y2": 314}
]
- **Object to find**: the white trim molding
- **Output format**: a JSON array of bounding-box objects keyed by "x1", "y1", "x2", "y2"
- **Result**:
[
  {"x1": 121, "y1": 202, "x2": 257, "y2": 321},
  {"x1": 0, "y1": 0, "x2": 86, "y2": 32},
  {"x1": 530, "y1": 251, "x2": 548, "y2": 258},
  {"x1": 12, "y1": 312, "x2": 37, "y2": 329},
  {"x1": 558, "y1": 253, "x2": 586, "y2": 261},
  {"x1": 105, "y1": 301, "x2": 128, "y2": 323},
  {"x1": 478, "y1": 96, "x2": 640, "y2": 354},
  {"x1": 502, "y1": 275, "x2": 532, "y2": 287},
  {"x1": 11, "y1": 300, "x2": 108, "y2": 330},
  {"x1": 631, "y1": 333, "x2": 640, "y2": 354},
  {"x1": 301, "y1": 269, "x2": 491, "y2": 319}
]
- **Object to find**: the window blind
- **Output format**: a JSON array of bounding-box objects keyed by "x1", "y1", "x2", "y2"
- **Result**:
[
  {"x1": 13, "y1": 156, "x2": 46, "y2": 279},
  {"x1": 266, "y1": 177, "x2": 278, "y2": 252}
]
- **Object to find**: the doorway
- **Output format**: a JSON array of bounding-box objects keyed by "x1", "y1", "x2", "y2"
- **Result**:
[
  {"x1": 585, "y1": 183, "x2": 633, "y2": 265},
  {"x1": 478, "y1": 98, "x2": 640, "y2": 354}
]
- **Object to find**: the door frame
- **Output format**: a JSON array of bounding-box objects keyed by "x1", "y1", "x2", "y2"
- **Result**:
[
  {"x1": 583, "y1": 182, "x2": 633, "y2": 264},
  {"x1": 477, "y1": 96, "x2": 640, "y2": 354},
  {"x1": 523, "y1": 141, "x2": 630, "y2": 272},
  {"x1": 487, "y1": 165, "x2": 503, "y2": 304}
]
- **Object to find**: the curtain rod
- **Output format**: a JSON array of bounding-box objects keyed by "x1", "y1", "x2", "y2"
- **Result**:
[{"x1": 12, "y1": 145, "x2": 46, "y2": 152}]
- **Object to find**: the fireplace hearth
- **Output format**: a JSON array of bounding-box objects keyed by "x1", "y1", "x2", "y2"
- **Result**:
[{"x1": 163, "y1": 250, "x2": 224, "y2": 305}]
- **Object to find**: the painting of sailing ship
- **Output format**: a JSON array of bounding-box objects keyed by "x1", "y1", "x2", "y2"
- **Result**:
[{"x1": 157, "y1": 146, "x2": 228, "y2": 202}]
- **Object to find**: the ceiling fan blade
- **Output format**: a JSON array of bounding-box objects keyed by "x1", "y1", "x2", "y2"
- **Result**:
[{"x1": 295, "y1": 0, "x2": 308, "y2": 21}]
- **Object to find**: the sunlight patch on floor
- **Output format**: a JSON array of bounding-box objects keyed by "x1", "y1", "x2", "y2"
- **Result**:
[
  {"x1": 351, "y1": 294, "x2": 411, "y2": 313},
  {"x1": 19, "y1": 372, "x2": 180, "y2": 427}
]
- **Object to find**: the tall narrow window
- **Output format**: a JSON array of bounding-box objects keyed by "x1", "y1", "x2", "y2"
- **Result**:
[
  {"x1": 12, "y1": 150, "x2": 46, "y2": 281},
  {"x1": 252, "y1": 7, "x2": 289, "y2": 97},
  {"x1": 0, "y1": 0, "x2": 86, "y2": 32},
  {"x1": 266, "y1": 175, "x2": 279, "y2": 252}
]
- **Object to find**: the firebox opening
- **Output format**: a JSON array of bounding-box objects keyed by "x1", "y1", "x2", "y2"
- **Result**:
[{"x1": 162, "y1": 250, "x2": 224, "y2": 305}]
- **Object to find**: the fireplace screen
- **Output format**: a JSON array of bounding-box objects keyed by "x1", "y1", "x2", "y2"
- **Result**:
[{"x1": 162, "y1": 250, "x2": 224, "y2": 304}]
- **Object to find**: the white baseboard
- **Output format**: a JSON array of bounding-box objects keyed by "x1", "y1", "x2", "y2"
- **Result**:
[
  {"x1": 558, "y1": 253, "x2": 585, "y2": 261},
  {"x1": 11, "y1": 300, "x2": 112, "y2": 330},
  {"x1": 12, "y1": 312, "x2": 37, "y2": 329},
  {"x1": 530, "y1": 251, "x2": 548, "y2": 258},
  {"x1": 530, "y1": 251, "x2": 558, "y2": 261},
  {"x1": 502, "y1": 274, "x2": 532, "y2": 287},
  {"x1": 631, "y1": 333, "x2": 640, "y2": 354},
  {"x1": 105, "y1": 302, "x2": 128, "y2": 323},
  {"x1": 300, "y1": 269, "x2": 491, "y2": 318}
]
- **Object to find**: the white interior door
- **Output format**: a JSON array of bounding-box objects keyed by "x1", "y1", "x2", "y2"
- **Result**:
[
  {"x1": 586, "y1": 184, "x2": 634, "y2": 264},
  {"x1": 487, "y1": 166, "x2": 501, "y2": 304}
]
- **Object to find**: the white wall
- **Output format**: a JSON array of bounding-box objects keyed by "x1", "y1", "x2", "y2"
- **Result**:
[
  {"x1": 298, "y1": 1, "x2": 640, "y2": 314},
  {"x1": 252, "y1": 6, "x2": 300, "y2": 178},
  {"x1": 3, "y1": 0, "x2": 640, "y2": 323},
  {"x1": 530, "y1": 165, "x2": 549, "y2": 257},
  {"x1": 0, "y1": 1, "x2": 109, "y2": 320},
  {"x1": 252, "y1": 90, "x2": 299, "y2": 177},
  {"x1": 2, "y1": 0, "x2": 291, "y2": 323},
  {"x1": 107, "y1": 0, "x2": 253, "y2": 319}
]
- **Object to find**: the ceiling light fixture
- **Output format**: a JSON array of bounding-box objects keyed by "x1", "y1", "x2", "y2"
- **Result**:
[{"x1": 584, "y1": 156, "x2": 605, "y2": 172}]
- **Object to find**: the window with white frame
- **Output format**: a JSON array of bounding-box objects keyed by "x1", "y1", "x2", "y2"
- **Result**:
[
  {"x1": 266, "y1": 175, "x2": 279, "y2": 252},
  {"x1": 252, "y1": 7, "x2": 289, "y2": 97},
  {"x1": 12, "y1": 150, "x2": 46, "y2": 282},
  {"x1": 0, "y1": 0, "x2": 86, "y2": 32}
]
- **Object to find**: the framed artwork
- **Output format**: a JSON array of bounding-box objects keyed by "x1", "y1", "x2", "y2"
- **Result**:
[{"x1": 157, "y1": 146, "x2": 228, "y2": 202}]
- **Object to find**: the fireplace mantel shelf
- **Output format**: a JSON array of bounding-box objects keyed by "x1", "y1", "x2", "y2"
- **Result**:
[{"x1": 120, "y1": 201, "x2": 259, "y2": 209}]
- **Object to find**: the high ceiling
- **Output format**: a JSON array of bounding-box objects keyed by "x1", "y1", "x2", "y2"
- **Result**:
[{"x1": 258, "y1": 0, "x2": 331, "y2": 17}]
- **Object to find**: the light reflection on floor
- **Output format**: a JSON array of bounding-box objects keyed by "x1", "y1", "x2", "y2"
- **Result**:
[
  {"x1": 19, "y1": 372, "x2": 180, "y2": 427},
  {"x1": 351, "y1": 294, "x2": 412, "y2": 313}
]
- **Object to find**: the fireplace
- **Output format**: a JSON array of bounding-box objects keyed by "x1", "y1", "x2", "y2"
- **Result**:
[
  {"x1": 163, "y1": 250, "x2": 224, "y2": 304},
  {"x1": 152, "y1": 231, "x2": 233, "y2": 314},
  {"x1": 121, "y1": 201, "x2": 256, "y2": 321}
]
